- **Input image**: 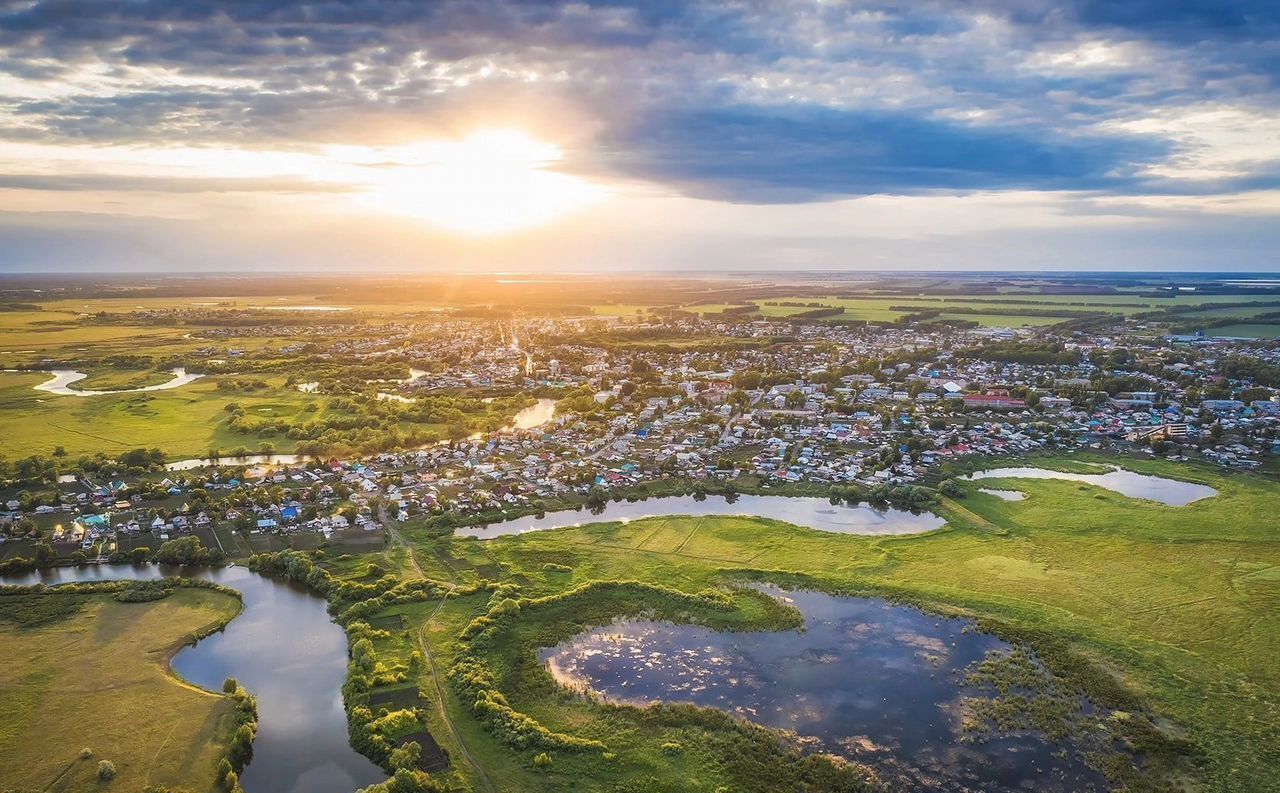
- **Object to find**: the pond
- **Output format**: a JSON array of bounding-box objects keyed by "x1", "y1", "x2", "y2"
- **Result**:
[
  {"x1": 456, "y1": 494, "x2": 945, "y2": 540},
  {"x1": 541, "y1": 587, "x2": 1109, "y2": 792},
  {"x1": 977, "y1": 488, "x2": 1026, "y2": 501},
  {"x1": 30, "y1": 367, "x2": 204, "y2": 396},
  {"x1": 1, "y1": 564, "x2": 386, "y2": 793},
  {"x1": 964, "y1": 465, "x2": 1216, "y2": 506}
]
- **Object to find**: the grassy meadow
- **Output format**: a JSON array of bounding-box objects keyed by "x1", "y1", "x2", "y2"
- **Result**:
[
  {"x1": 0, "y1": 372, "x2": 348, "y2": 459},
  {"x1": 361, "y1": 457, "x2": 1280, "y2": 793},
  {"x1": 0, "y1": 588, "x2": 242, "y2": 793}
]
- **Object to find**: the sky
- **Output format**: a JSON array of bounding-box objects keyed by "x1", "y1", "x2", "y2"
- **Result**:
[{"x1": 1, "y1": 0, "x2": 1278, "y2": 273}]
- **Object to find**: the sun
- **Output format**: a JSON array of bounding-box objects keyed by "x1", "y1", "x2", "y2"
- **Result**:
[{"x1": 352, "y1": 129, "x2": 606, "y2": 234}]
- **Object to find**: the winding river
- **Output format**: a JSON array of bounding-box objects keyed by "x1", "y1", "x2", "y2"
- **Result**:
[
  {"x1": 30, "y1": 367, "x2": 204, "y2": 396},
  {"x1": 457, "y1": 493, "x2": 945, "y2": 539},
  {"x1": 964, "y1": 465, "x2": 1216, "y2": 506},
  {"x1": 1, "y1": 564, "x2": 386, "y2": 793}
]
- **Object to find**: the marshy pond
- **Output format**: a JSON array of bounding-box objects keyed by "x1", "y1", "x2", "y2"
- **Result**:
[
  {"x1": 2, "y1": 564, "x2": 386, "y2": 793},
  {"x1": 964, "y1": 465, "x2": 1216, "y2": 506},
  {"x1": 456, "y1": 494, "x2": 946, "y2": 540},
  {"x1": 542, "y1": 587, "x2": 1110, "y2": 792}
]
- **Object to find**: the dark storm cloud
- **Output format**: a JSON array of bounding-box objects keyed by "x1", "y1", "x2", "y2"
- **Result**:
[
  {"x1": 1, "y1": 0, "x2": 1278, "y2": 201},
  {"x1": 591, "y1": 105, "x2": 1170, "y2": 202}
]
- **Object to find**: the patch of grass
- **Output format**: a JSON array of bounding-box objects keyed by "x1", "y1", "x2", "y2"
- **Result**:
[
  {"x1": 0, "y1": 588, "x2": 243, "y2": 793},
  {"x1": 0, "y1": 592, "x2": 91, "y2": 628}
]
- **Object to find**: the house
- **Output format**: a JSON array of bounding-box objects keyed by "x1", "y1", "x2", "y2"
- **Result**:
[{"x1": 963, "y1": 392, "x2": 1027, "y2": 410}]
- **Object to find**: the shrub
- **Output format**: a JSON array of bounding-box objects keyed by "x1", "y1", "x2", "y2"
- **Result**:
[
  {"x1": 533, "y1": 752, "x2": 552, "y2": 768},
  {"x1": 97, "y1": 759, "x2": 117, "y2": 780}
]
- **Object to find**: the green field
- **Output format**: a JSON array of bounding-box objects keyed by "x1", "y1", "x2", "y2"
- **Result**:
[
  {"x1": 675, "y1": 293, "x2": 1280, "y2": 327},
  {"x1": 0, "y1": 372, "x2": 352, "y2": 459},
  {"x1": 0, "y1": 588, "x2": 242, "y2": 793},
  {"x1": 364, "y1": 457, "x2": 1280, "y2": 792},
  {"x1": 1208, "y1": 323, "x2": 1280, "y2": 339}
]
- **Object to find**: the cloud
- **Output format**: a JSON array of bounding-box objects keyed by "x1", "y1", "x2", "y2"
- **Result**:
[
  {"x1": 0, "y1": 173, "x2": 352, "y2": 193},
  {"x1": 585, "y1": 104, "x2": 1169, "y2": 202},
  {"x1": 0, "y1": 0, "x2": 1277, "y2": 229}
]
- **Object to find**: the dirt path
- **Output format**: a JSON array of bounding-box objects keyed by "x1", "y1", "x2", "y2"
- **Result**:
[{"x1": 385, "y1": 521, "x2": 494, "y2": 793}]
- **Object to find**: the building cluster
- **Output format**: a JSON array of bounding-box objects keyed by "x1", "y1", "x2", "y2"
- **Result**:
[{"x1": 4, "y1": 312, "x2": 1278, "y2": 557}]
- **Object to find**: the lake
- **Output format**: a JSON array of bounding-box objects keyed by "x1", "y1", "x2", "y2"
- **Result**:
[
  {"x1": 456, "y1": 494, "x2": 945, "y2": 539},
  {"x1": 964, "y1": 465, "x2": 1216, "y2": 506},
  {"x1": 542, "y1": 587, "x2": 1109, "y2": 792},
  {"x1": 1, "y1": 564, "x2": 386, "y2": 793}
]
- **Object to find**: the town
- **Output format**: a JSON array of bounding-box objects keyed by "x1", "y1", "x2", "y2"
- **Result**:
[{"x1": 4, "y1": 301, "x2": 1277, "y2": 567}]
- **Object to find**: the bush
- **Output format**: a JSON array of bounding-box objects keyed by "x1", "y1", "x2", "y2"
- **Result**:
[
  {"x1": 533, "y1": 752, "x2": 552, "y2": 767},
  {"x1": 97, "y1": 759, "x2": 117, "y2": 780},
  {"x1": 939, "y1": 479, "x2": 965, "y2": 498},
  {"x1": 153, "y1": 536, "x2": 224, "y2": 566}
]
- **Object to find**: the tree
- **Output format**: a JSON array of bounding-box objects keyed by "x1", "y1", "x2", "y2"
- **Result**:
[
  {"x1": 34, "y1": 543, "x2": 56, "y2": 567},
  {"x1": 388, "y1": 741, "x2": 421, "y2": 771},
  {"x1": 938, "y1": 479, "x2": 965, "y2": 499},
  {"x1": 153, "y1": 536, "x2": 223, "y2": 566}
]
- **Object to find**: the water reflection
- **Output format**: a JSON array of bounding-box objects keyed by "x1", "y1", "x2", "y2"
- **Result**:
[
  {"x1": 964, "y1": 465, "x2": 1216, "y2": 506},
  {"x1": 1, "y1": 564, "x2": 386, "y2": 793},
  {"x1": 31, "y1": 367, "x2": 203, "y2": 396},
  {"x1": 457, "y1": 494, "x2": 945, "y2": 540},
  {"x1": 542, "y1": 588, "x2": 1107, "y2": 792},
  {"x1": 977, "y1": 489, "x2": 1026, "y2": 501}
]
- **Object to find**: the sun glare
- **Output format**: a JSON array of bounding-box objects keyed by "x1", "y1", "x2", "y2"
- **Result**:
[{"x1": 353, "y1": 129, "x2": 606, "y2": 234}]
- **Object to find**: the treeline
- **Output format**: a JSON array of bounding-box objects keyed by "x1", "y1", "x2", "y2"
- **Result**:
[
  {"x1": 1219, "y1": 354, "x2": 1280, "y2": 388},
  {"x1": 956, "y1": 342, "x2": 1082, "y2": 366},
  {"x1": 216, "y1": 678, "x2": 259, "y2": 793}
]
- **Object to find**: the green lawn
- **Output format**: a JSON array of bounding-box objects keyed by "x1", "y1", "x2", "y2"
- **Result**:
[
  {"x1": 0, "y1": 588, "x2": 242, "y2": 793},
  {"x1": 380, "y1": 458, "x2": 1279, "y2": 792}
]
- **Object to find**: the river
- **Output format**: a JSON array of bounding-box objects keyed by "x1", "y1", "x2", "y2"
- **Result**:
[
  {"x1": 30, "y1": 367, "x2": 204, "y2": 396},
  {"x1": 456, "y1": 493, "x2": 945, "y2": 540},
  {"x1": 964, "y1": 465, "x2": 1216, "y2": 506}
]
